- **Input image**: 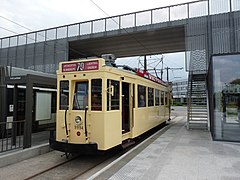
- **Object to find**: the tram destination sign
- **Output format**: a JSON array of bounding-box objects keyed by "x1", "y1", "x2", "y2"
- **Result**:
[{"x1": 62, "y1": 60, "x2": 99, "y2": 72}]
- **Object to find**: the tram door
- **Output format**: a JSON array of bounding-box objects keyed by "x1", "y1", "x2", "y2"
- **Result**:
[{"x1": 122, "y1": 82, "x2": 131, "y2": 133}]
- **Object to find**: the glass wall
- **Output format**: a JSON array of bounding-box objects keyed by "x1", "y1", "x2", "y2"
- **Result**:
[{"x1": 211, "y1": 54, "x2": 240, "y2": 141}]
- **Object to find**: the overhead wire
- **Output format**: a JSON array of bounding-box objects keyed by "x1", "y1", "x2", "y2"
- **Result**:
[
  {"x1": 89, "y1": 0, "x2": 164, "y2": 64},
  {"x1": 0, "y1": 26, "x2": 19, "y2": 35},
  {"x1": 0, "y1": 3, "x2": 184, "y2": 78}
]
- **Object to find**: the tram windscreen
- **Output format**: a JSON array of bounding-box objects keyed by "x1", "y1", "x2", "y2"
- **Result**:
[{"x1": 73, "y1": 82, "x2": 89, "y2": 110}]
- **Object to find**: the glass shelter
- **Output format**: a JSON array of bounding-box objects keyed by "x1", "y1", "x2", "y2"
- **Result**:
[{"x1": 208, "y1": 54, "x2": 240, "y2": 142}]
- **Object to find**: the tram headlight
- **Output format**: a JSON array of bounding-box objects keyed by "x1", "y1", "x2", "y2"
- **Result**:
[{"x1": 75, "y1": 116, "x2": 82, "y2": 124}]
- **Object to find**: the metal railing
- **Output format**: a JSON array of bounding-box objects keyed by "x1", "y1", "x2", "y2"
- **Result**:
[
  {"x1": 1, "y1": 0, "x2": 239, "y2": 49},
  {"x1": 0, "y1": 0, "x2": 216, "y2": 48},
  {"x1": 0, "y1": 120, "x2": 25, "y2": 152}
]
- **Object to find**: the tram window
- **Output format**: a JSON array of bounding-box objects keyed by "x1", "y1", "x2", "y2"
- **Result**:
[
  {"x1": 73, "y1": 82, "x2": 88, "y2": 110},
  {"x1": 165, "y1": 92, "x2": 168, "y2": 106},
  {"x1": 60, "y1": 81, "x2": 69, "y2": 110},
  {"x1": 133, "y1": 84, "x2": 135, "y2": 108},
  {"x1": 91, "y1": 79, "x2": 102, "y2": 111},
  {"x1": 160, "y1": 91, "x2": 164, "y2": 105},
  {"x1": 138, "y1": 85, "x2": 146, "y2": 107},
  {"x1": 107, "y1": 80, "x2": 120, "y2": 110},
  {"x1": 148, "y1": 87, "x2": 154, "y2": 106},
  {"x1": 155, "y1": 89, "x2": 160, "y2": 106}
]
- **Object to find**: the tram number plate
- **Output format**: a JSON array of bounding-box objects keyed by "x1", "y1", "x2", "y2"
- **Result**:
[{"x1": 75, "y1": 125, "x2": 83, "y2": 130}]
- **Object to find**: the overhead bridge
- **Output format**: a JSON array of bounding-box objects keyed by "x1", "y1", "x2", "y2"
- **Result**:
[
  {"x1": 0, "y1": 0, "x2": 240, "y2": 131},
  {"x1": 1, "y1": 0, "x2": 239, "y2": 74},
  {"x1": 68, "y1": 25, "x2": 185, "y2": 59}
]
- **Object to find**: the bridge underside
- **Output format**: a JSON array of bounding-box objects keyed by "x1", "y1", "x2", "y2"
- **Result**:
[{"x1": 69, "y1": 26, "x2": 185, "y2": 59}]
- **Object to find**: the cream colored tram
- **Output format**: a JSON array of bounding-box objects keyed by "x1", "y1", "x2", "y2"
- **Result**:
[{"x1": 50, "y1": 57, "x2": 171, "y2": 153}]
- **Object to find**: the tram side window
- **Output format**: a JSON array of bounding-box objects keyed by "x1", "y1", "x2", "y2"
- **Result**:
[
  {"x1": 138, "y1": 85, "x2": 146, "y2": 107},
  {"x1": 155, "y1": 89, "x2": 159, "y2": 106},
  {"x1": 91, "y1": 79, "x2": 102, "y2": 111},
  {"x1": 148, "y1": 87, "x2": 154, "y2": 106},
  {"x1": 73, "y1": 82, "x2": 88, "y2": 110},
  {"x1": 133, "y1": 84, "x2": 135, "y2": 108},
  {"x1": 165, "y1": 92, "x2": 169, "y2": 106},
  {"x1": 107, "y1": 80, "x2": 120, "y2": 111},
  {"x1": 60, "y1": 81, "x2": 69, "y2": 110},
  {"x1": 160, "y1": 91, "x2": 164, "y2": 106}
]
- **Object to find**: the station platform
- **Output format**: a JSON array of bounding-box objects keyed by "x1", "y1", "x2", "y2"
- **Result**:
[
  {"x1": 0, "y1": 131, "x2": 51, "y2": 168},
  {"x1": 88, "y1": 115, "x2": 240, "y2": 179}
]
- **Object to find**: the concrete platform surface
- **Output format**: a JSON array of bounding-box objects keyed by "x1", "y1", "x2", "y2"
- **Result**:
[
  {"x1": 90, "y1": 116, "x2": 240, "y2": 180},
  {"x1": 0, "y1": 131, "x2": 51, "y2": 168}
]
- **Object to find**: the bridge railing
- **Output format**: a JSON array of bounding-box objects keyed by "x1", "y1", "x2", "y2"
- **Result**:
[{"x1": 0, "y1": 0, "x2": 239, "y2": 49}]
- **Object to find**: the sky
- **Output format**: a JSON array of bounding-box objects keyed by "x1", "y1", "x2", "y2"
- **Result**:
[{"x1": 0, "y1": 0, "x2": 193, "y2": 81}]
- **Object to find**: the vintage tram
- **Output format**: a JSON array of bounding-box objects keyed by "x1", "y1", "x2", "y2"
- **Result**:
[{"x1": 50, "y1": 55, "x2": 171, "y2": 154}]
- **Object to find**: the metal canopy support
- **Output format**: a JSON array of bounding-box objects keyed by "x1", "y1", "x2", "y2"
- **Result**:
[
  {"x1": 0, "y1": 67, "x2": 7, "y2": 123},
  {"x1": 12, "y1": 84, "x2": 18, "y2": 146},
  {"x1": 144, "y1": 55, "x2": 147, "y2": 71},
  {"x1": 5, "y1": 74, "x2": 56, "y2": 149},
  {"x1": 24, "y1": 75, "x2": 33, "y2": 148}
]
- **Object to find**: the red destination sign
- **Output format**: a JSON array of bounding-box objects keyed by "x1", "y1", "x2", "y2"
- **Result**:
[
  {"x1": 62, "y1": 60, "x2": 99, "y2": 72},
  {"x1": 136, "y1": 68, "x2": 167, "y2": 86}
]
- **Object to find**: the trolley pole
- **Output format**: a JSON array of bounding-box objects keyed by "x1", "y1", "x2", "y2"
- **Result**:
[
  {"x1": 144, "y1": 55, "x2": 147, "y2": 71},
  {"x1": 166, "y1": 67, "x2": 169, "y2": 82},
  {"x1": 165, "y1": 67, "x2": 183, "y2": 82}
]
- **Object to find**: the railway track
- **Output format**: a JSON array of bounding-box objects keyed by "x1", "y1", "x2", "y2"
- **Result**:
[
  {"x1": 23, "y1": 152, "x2": 118, "y2": 180},
  {"x1": 23, "y1": 122, "x2": 169, "y2": 180}
]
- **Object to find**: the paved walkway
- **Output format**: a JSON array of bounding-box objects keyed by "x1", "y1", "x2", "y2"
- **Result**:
[{"x1": 92, "y1": 116, "x2": 240, "y2": 180}]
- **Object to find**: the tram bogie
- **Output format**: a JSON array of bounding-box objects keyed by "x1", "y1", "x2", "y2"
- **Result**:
[{"x1": 50, "y1": 57, "x2": 171, "y2": 154}]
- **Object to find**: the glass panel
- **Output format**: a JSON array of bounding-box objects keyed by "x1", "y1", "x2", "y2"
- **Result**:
[
  {"x1": 153, "y1": 8, "x2": 169, "y2": 24},
  {"x1": 93, "y1": 19, "x2": 105, "y2": 33},
  {"x1": 27, "y1": 33, "x2": 36, "y2": 44},
  {"x1": 155, "y1": 89, "x2": 159, "y2": 106},
  {"x1": 1, "y1": 38, "x2": 9, "y2": 48},
  {"x1": 170, "y1": 4, "x2": 188, "y2": 21},
  {"x1": 10, "y1": 36, "x2": 17, "y2": 47},
  {"x1": 161, "y1": 91, "x2": 164, "y2": 105},
  {"x1": 57, "y1": 27, "x2": 67, "y2": 39},
  {"x1": 212, "y1": 54, "x2": 240, "y2": 141},
  {"x1": 138, "y1": 85, "x2": 146, "y2": 107},
  {"x1": 189, "y1": 1, "x2": 208, "y2": 18},
  {"x1": 36, "y1": 31, "x2": 45, "y2": 42},
  {"x1": 210, "y1": 0, "x2": 230, "y2": 15},
  {"x1": 46, "y1": 29, "x2": 56, "y2": 40},
  {"x1": 121, "y1": 14, "x2": 134, "y2": 28},
  {"x1": 136, "y1": 11, "x2": 151, "y2": 26},
  {"x1": 18, "y1": 35, "x2": 27, "y2": 45},
  {"x1": 68, "y1": 24, "x2": 79, "y2": 37},
  {"x1": 80, "y1": 22, "x2": 91, "y2": 35},
  {"x1": 232, "y1": 0, "x2": 240, "y2": 11},
  {"x1": 133, "y1": 84, "x2": 135, "y2": 108},
  {"x1": 60, "y1": 81, "x2": 69, "y2": 110},
  {"x1": 148, "y1": 87, "x2": 154, "y2": 106},
  {"x1": 107, "y1": 80, "x2": 120, "y2": 110},
  {"x1": 106, "y1": 17, "x2": 119, "y2": 31},
  {"x1": 91, "y1": 79, "x2": 102, "y2": 111},
  {"x1": 165, "y1": 92, "x2": 169, "y2": 106},
  {"x1": 73, "y1": 81, "x2": 89, "y2": 110}
]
